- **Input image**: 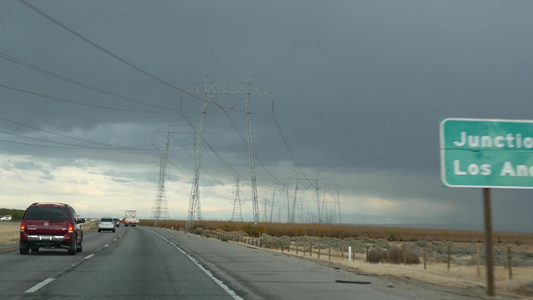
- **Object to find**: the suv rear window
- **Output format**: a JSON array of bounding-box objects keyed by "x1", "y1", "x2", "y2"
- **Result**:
[
  {"x1": 101, "y1": 218, "x2": 113, "y2": 222},
  {"x1": 25, "y1": 206, "x2": 68, "y2": 221}
]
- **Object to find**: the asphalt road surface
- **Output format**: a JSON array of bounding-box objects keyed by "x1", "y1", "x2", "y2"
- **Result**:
[{"x1": 0, "y1": 225, "x2": 488, "y2": 299}]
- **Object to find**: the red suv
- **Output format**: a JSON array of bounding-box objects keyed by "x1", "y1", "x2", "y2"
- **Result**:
[{"x1": 19, "y1": 203, "x2": 85, "y2": 255}]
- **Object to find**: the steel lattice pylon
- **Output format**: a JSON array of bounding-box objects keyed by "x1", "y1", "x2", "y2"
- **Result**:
[
  {"x1": 150, "y1": 131, "x2": 172, "y2": 226},
  {"x1": 284, "y1": 172, "x2": 331, "y2": 224},
  {"x1": 185, "y1": 74, "x2": 271, "y2": 230},
  {"x1": 230, "y1": 178, "x2": 245, "y2": 222}
]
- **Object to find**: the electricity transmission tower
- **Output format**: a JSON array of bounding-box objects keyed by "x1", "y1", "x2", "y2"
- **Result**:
[
  {"x1": 150, "y1": 131, "x2": 172, "y2": 226},
  {"x1": 230, "y1": 177, "x2": 246, "y2": 222},
  {"x1": 260, "y1": 186, "x2": 278, "y2": 223},
  {"x1": 284, "y1": 172, "x2": 332, "y2": 224},
  {"x1": 185, "y1": 74, "x2": 272, "y2": 230}
]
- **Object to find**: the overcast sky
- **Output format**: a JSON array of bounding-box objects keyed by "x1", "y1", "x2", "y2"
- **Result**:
[{"x1": 2, "y1": 1, "x2": 533, "y2": 232}]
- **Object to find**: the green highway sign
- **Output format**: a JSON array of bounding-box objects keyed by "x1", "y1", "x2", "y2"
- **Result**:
[{"x1": 440, "y1": 118, "x2": 533, "y2": 188}]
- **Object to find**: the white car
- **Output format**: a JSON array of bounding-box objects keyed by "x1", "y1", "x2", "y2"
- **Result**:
[{"x1": 98, "y1": 217, "x2": 116, "y2": 233}]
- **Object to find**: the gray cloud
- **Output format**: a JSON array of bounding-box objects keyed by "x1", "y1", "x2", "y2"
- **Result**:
[{"x1": 1, "y1": 0, "x2": 533, "y2": 231}]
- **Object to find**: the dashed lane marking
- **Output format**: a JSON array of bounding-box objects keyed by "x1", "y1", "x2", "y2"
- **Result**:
[{"x1": 25, "y1": 278, "x2": 55, "y2": 293}]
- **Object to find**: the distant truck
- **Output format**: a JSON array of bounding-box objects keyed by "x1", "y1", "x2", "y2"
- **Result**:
[{"x1": 124, "y1": 210, "x2": 137, "y2": 227}]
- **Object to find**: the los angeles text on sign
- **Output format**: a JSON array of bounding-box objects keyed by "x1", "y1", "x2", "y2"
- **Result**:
[{"x1": 440, "y1": 118, "x2": 533, "y2": 188}]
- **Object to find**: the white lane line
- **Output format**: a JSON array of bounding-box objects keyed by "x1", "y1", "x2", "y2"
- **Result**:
[
  {"x1": 25, "y1": 278, "x2": 55, "y2": 293},
  {"x1": 150, "y1": 230, "x2": 243, "y2": 300},
  {"x1": 23, "y1": 230, "x2": 125, "y2": 295}
]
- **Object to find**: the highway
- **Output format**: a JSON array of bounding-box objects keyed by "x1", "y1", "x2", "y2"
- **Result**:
[{"x1": 0, "y1": 226, "x2": 485, "y2": 299}]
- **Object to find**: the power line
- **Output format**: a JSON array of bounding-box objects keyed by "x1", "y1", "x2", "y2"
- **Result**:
[
  {"x1": 0, "y1": 137, "x2": 150, "y2": 151},
  {"x1": 215, "y1": 102, "x2": 283, "y2": 186},
  {"x1": 271, "y1": 110, "x2": 316, "y2": 189},
  {"x1": 0, "y1": 128, "x2": 111, "y2": 150},
  {"x1": 170, "y1": 134, "x2": 237, "y2": 197},
  {"x1": 166, "y1": 156, "x2": 235, "y2": 201},
  {"x1": 0, "y1": 115, "x2": 153, "y2": 150},
  {"x1": 0, "y1": 52, "x2": 176, "y2": 111},
  {"x1": 16, "y1": 2, "x2": 259, "y2": 115},
  {"x1": 18, "y1": 0, "x2": 201, "y2": 102},
  {"x1": 271, "y1": 112, "x2": 302, "y2": 173},
  {"x1": 0, "y1": 83, "x2": 164, "y2": 114},
  {"x1": 17, "y1": 0, "x2": 318, "y2": 220},
  {"x1": 0, "y1": 52, "x2": 260, "y2": 116}
]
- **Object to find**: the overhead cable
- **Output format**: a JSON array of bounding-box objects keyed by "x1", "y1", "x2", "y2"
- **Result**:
[
  {"x1": 0, "y1": 52, "x2": 175, "y2": 111},
  {"x1": 215, "y1": 102, "x2": 284, "y2": 186},
  {"x1": 18, "y1": 0, "x2": 203, "y2": 103},
  {"x1": 0, "y1": 83, "x2": 163, "y2": 113},
  {"x1": 17, "y1": 1, "x2": 252, "y2": 115},
  {"x1": 0, "y1": 115, "x2": 153, "y2": 150},
  {"x1": 0, "y1": 137, "x2": 152, "y2": 151},
  {"x1": 271, "y1": 111, "x2": 316, "y2": 188}
]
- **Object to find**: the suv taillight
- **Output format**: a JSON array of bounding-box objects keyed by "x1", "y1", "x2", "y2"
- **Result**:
[
  {"x1": 68, "y1": 222, "x2": 74, "y2": 232},
  {"x1": 20, "y1": 221, "x2": 25, "y2": 231}
]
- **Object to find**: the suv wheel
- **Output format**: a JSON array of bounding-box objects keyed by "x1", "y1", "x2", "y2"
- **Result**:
[
  {"x1": 20, "y1": 247, "x2": 29, "y2": 255},
  {"x1": 68, "y1": 239, "x2": 77, "y2": 255},
  {"x1": 76, "y1": 240, "x2": 83, "y2": 253}
]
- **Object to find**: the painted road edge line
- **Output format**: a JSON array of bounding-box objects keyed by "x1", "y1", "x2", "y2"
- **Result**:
[
  {"x1": 149, "y1": 229, "x2": 244, "y2": 300},
  {"x1": 25, "y1": 278, "x2": 55, "y2": 293},
  {"x1": 0, "y1": 247, "x2": 18, "y2": 253}
]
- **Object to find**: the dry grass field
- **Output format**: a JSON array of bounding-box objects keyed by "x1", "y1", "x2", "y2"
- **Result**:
[
  {"x1": 142, "y1": 220, "x2": 533, "y2": 298},
  {"x1": 142, "y1": 219, "x2": 533, "y2": 244},
  {"x1": 0, "y1": 222, "x2": 19, "y2": 245}
]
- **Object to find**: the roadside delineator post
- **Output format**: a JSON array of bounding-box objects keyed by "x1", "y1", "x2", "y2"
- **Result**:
[
  {"x1": 447, "y1": 243, "x2": 451, "y2": 271},
  {"x1": 476, "y1": 246, "x2": 480, "y2": 278},
  {"x1": 507, "y1": 246, "x2": 513, "y2": 280},
  {"x1": 423, "y1": 245, "x2": 427, "y2": 270}
]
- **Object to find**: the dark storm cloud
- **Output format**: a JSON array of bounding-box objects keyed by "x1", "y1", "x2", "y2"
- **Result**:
[{"x1": 1, "y1": 0, "x2": 533, "y2": 230}]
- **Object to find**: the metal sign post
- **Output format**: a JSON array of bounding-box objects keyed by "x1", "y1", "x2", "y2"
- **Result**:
[
  {"x1": 440, "y1": 118, "x2": 533, "y2": 297},
  {"x1": 483, "y1": 188, "x2": 494, "y2": 297}
]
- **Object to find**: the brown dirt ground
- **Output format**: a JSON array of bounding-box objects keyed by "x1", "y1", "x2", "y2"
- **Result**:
[{"x1": 249, "y1": 242, "x2": 533, "y2": 299}]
